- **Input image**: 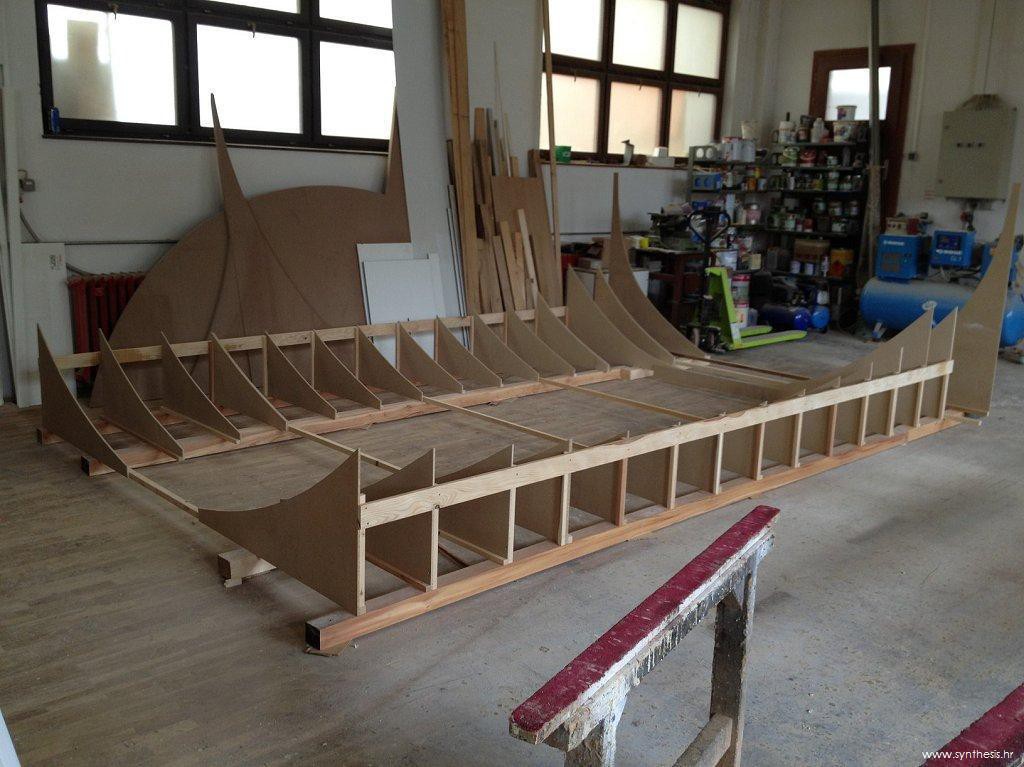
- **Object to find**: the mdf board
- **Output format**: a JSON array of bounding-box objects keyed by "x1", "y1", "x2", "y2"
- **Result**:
[
  {"x1": 209, "y1": 335, "x2": 287, "y2": 430},
  {"x1": 264, "y1": 334, "x2": 337, "y2": 419},
  {"x1": 199, "y1": 451, "x2": 365, "y2": 616},
  {"x1": 363, "y1": 450, "x2": 437, "y2": 589},
  {"x1": 894, "y1": 313, "x2": 934, "y2": 426},
  {"x1": 565, "y1": 270, "x2": 660, "y2": 369},
  {"x1": 438, "y1": 446, "x2": 516, "y2": 564},
  {"x1": 312, "y1": 334, "x2": 382, "y2": 410},
  {"x1": 471, "y1": 315, "x2": 539, "y2": 382},
  {"x1": 677, "y1": 435, "x2": 721, "y2": 493},
  {"x1": 921, "y1": 310, "x2": 957, "y2": 419},
  {"x1": 355, "y1": 328, "x2": 423, "y2": 401},
  {"x1": 97, "y1": 333, "x2": 184, "y2": 459},
  {"x1": 627, "y1": 445, "x2": 678, "y2": 508},
  {"x1": 514, "y1": 444, "x2": 571, "y2": 545},
  {"x1": 593, "y1": 276, "x2": 674, "y2": 363},
  {"x1": 490, "y1": 175, "x2": 559, "y2": 305},
  {"x1": 762, "y1": 415, "x2": 801, "y2": 468},
  {"x1": 160, "y1": 334, "x2": 240, "y2": 442},
  {"x1": 503, "y1": 310, "x2": 573, "y2": 377},
  {"x1": 721, "y1": 425, "x2": 763, "y2": 480},
  {"x1": 534, "y1": 294, "x2": 609, "y2": 373},
  {"x1": 571, "y1": 435, "x2": 627, "y2": 525},
  {"x1": 801, "y1": 407, "x2": 833, "y2": 456},
  {"x1": 434, "y1": 318, "x2": 503, "y2": 388},
  {"x1": 396, "y1": 324, "x2": 463, "y2": 393}
]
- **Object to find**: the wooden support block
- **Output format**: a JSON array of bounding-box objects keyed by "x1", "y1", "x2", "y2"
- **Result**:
[
  {"x1": 363, "y1": 450, "x2": 438, "y2": 590},
  {"x1": 627, "y1": 444, "x2": 678, "y2": 508},
  {"x1": 395, "y1": 323, "x2": 463, "y2": 393},
  {"x1": 534, "y1": 293, "x2": 610, "y2": 373},
  {"x1": 503, "y1": 310, "x2": 573, "y2": 376},
  {"x1": 721, "y1": 425, "x2": 763, "y2": 480},
  {"x1": 264, "y1": 333, "x2": 337, "y2": 419},
  {"x1": 438, "y1": 446, "x2": 516, "y2": 564},
  {"x1": 209, "y1": 334, "x2": 287, "y2": 430},
  {"x1": 312, "y1": 333, "x2": 382, "y2": 410},
  {"x1": 677, "y1": 435, "x2": 723, "y2": 494},
  {"x1": 355, "y1": 327, "x2": 423, "y2": 401},
  {"x1": 470, "y1": 315, "x2": 539, "y2": 381},
  {"x1": 515, "y1": 443, "x2": 572, "y2": 545},
  {"x1": 434, "y1": 317, "x2": 503, "y2": 388},
  {"x1": 160, "y1": 333, "x2": 240, "y2": 443},
  {"x1": 218, "y1": 549, "x2": 275, "y2": 587}
]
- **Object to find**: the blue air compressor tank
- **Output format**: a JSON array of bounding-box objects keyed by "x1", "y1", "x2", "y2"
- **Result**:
[{"x1": 860, "y1": 277, "x2": 1024, "y2": 347}]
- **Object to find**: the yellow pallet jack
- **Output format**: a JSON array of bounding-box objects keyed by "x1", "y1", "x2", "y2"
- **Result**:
[{"x1": 705, "y1": 266, "x2": 807, "y2": 350}]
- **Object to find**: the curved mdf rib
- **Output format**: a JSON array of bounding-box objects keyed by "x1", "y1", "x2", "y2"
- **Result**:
[
  {"x1": 948, "y1": 182, "x2": 1020, "y2": 415},
  {"x1": 504, "y1": 310, "x2": 574, "y2": 377},
  {"x1": 471, "y1": 315, "x2": 539, "y2": 382},
  {"x1": 434, "y1": 318, "x2": 503, "y2": 388},
  {"x1": 534, "y1": 294, "x2": 610, "y2": 373},
  {"x1": 438, "y1": 445, "x2": 516, "y2": 564},
  {"x1": 312, "y1": 333, "x2": 382, "y2": 410},
  {"x1": 160, "y1": 333, "x2": 240, "y2": 443},
  {"x1": 355, "y1": 327, "x2": 423, "y2": 401},
  {"x1": 603, "y1": 174, "x2": 707, "y2": 360},
  {"x1": 395, "y1": 324, "x2": 462, "y2": 393},
  {"x1": 264, "y1": 333, "x2": 337, "y2": 419},
  {"x1": 38, "y1": 328, "x2": 129, "y2": 476},
  {"x1": 593, "y1": 276, "x2": 674, "y2": 363},
  {"x1": 565, "y1": 269, "x2": 661, "y2": 369},
  {"x1": 98, "y1": 332, "x2": 183, "y2": 459},
  {"x1": 363, "y1": 450, "x2": 437, "y2": 590},
  {"x1": 209, "y1": 334, "x2": 288, "y2": 430},
  {"x1": 199, "y1": 450, "x2": 365, "y2": 615}
]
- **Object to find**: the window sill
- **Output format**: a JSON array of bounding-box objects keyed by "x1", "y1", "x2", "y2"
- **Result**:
[{"x1": 41, "y1": 132, "x2": 388, "y2": 156}]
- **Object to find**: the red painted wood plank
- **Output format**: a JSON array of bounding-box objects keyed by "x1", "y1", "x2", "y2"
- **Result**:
[
  {"x1": 511, "y1": 504, "x2": 779, "y2": 737},
  {"x1": 924, "y1": 683, "x2": 1024, "y2": 766}
]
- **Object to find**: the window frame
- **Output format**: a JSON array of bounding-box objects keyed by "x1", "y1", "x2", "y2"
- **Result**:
[
  {"x1": 545, "y1": 0, "x2": 729, "y2": 162},
  {"x1": 34, "y1": 0, "x2": 395, "y2": 153}
]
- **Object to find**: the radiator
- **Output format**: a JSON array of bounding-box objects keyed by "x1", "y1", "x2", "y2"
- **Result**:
[{"x1": 68, "y1": 272, "x2": 145, "y2": 383}]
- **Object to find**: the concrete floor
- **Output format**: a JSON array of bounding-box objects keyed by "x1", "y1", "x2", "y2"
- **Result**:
[{"x1": 2, "y1": 330, "x2": 1022, "y2": 765}]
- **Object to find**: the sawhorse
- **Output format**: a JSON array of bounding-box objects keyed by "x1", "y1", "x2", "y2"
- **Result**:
[{"x1": 509, "y1": 505, "x2": 779, "y2": 766}]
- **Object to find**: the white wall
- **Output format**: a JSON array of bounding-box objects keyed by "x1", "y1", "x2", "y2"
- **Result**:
[{"x1": 767, "y1": 0, "x2": 1023, "y2": 241}]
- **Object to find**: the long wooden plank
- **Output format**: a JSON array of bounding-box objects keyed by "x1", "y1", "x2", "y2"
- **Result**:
[
  {"x1": 603, "y1": 174, "x2": 707, "y2": 360},
  {"x1": 438, "y1": 446, "x2": 516, "y2": 564},
  {"x1": 653, "y1": 364, "x2": 782, "y2": 403},
  {"x1": 424, "y1": 396, "x2": 569, "y2": 446},
  {"x1": 515, "y1": 443, "x2": 572, "y2": 545},
  {"x1": 37, "y1": 328, "x2": 129, "y2": 476},
  {"x1": 363, "y1": 450, "x2": 437, "y2": 590},
  {"x1": 396, "y1": 323, "x2": 463, "y2": 393},
  {"x1": 566, "y1": 269, "x2": 661, "y2": 369},
  {"x1": 355, "y1": 327, "x2": 423, "y2": 401},
  {"x1": 199, "y1": 450, "x2": 365, "y2": 615},
  {"x1": 534, "y1": 294, "x2": 610, "y2": 372},
  {"x1": 160, "y1": 333, "x2": 240, "y2": 443},
  {"x1": 434, "y1": 317, "x2": 503, "y2": 388},
  {"x1": 541, "y1": 0, "x2": 560, "y2": 284},
  {"x1": 264, "y1": 333, "x2": 337, "y2": 419},
  {"x1": 503, "y1": 310, "x2": 574, "y2": 376},
  {"x1": 593, "y1": 276, "x2": 674, "y2": 363},
  {"x1": 98, "y1": 332, "x2": 183, "y2": 459},
  {"x1": 948, "y1": 182, "x2": 1019, "y2": 414},
  {"x1": 209, "y1": 334, "x2": 287, "y2": 430},
  {"x1": 312, "y1": 333, "x2": 382, "y2": 410},
  {"x1": 471, "y1": 314, "x2": 539, "y2": 381}
]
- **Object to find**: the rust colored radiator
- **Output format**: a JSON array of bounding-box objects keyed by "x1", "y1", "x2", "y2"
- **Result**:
[{"x1": 67, "y1": 272, "x2": 145, "y2": 383}]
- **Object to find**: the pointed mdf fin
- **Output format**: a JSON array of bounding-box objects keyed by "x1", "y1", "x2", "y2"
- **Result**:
[
  {"x1": 355, "y1": 327, "x2": 422, "y2": 401},
  {"x1": 921, "y1": 308, "x2": 957, "y2": 419},
  {"x1": 38, "y1": 328, "x2": 129, "y2": 476},
  {"x1": 534, "y1": 294, "x2": 609, "y2": 373},
  {"x1": 514, "y1": 442, "x2": 572, "y2": 545},
  {"x1": 395, "y1": 324, "x2": 462, "y2": 393},
  {"x1": 565, "y1": 269, "x2": 660, "y2": 368},
  {"x1": 438, "y1": 445, "x2": 516, "y2": 564},
  {"x1": 160, "y1": 333, "x2": 240, "y2": 443},
  {"x1": 363, "y1": 449, "x2": 437, "y2": 589},
  {"x1": 434, "y1": 318, "x2": 503, "y2": 388},
  {"x1": 604, "y1": 174, "x2": 707, "y2": 359},
  {"x1": 470, "y1": 315, "x2": 539, "y2": 381},
  {"x1": 199, "y1": 450, "x2": 365, "y2": 615},
  {"x1": 593, "y1": 275, "x2": 674, "y2": 363},
  {"x1": 97, "y1": 332, "x2": 183, "y2": 459},
  {"x1": 264, "y1": 333, "x2": 337, "y2": 419},
  {"x1": 312, "y1": 334, "x2": 382, "y2": 410},
  {"x1": 948, "y1": 183, "x2": 1020, "y2": 415},
  {"x1": 503, "y1": 310, "x2": 574, "y2": 376},
  {"x1": 209, "y1": 334, "x2": 287, "y2": 430}
]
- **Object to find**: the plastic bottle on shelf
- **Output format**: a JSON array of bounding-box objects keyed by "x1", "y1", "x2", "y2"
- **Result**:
[{"x1": 811, "y1": 118, "x2": 825, "y2": 144}]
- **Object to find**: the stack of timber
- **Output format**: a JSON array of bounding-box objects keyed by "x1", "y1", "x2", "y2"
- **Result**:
[{"x1": 33, "y1": 182, "x2": 1019, "y2": 652}]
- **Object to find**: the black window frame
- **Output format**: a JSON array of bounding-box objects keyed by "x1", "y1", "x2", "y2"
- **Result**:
[
  {"x1": 545, "y1": 0, "x2": 729, "y2": 163},
  {"x1": 35, "y1": 0, "x2": 395, "y2": 153}
]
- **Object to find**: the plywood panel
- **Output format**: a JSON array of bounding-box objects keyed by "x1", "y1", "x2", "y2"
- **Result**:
[
  {"x1": 438, "y1": 446, "x2": 516, "y2": 564},
  {"x1": 471, "y1": 315, "x2": 539, "y2": 381},
  {"x1": 593, "y1": 276, "x2": 674, "y2": 363},
  {"x1": 160, "y1": 333, "x2": 240, "y2": 442},
  {"x1": 721, "y1": 425, "x2": 763, "y2": 480},
  {"x1": 677, "y1": 435, "x2": 721, "y2": 493},
  {"x1": 565, "y1": 270, "x2": 660, "y2": 369},
  {"x1": 534, "y1": 294, "x2": 609, "y2": 373},
  {"x1": 265, "y1": 334, "x2": 337, "y2": 419},
  {"x1": 921, "y1": 309, "x2": 957, "y2": 419},
  {"x1": 396, "y1": 324, "x2": 463, "y2": 393},
  {"x1": 571, "y1": 435, "x2": 627, "y2": 524},
  {"x1": 515, "y1": 443, "x2": 571, "y2": 545},
  {"x1": 627, "y1": 444, "x2": 678, "y2": 507},
  {"x1": 503, "y1": 310, "x2": 573, "y2": 376},
  {"x1": 209, "y1": 334, "x2": 287, "y2": 430},
  {"x1": 312, "y1": 334, "x2": 382, "y2": 410},
  {"x1": 356, "y1": 328, "x2": 423, "y2": 401},
  {"x1": 434, "y1": 318, "x2": 503, "y2": 388}
]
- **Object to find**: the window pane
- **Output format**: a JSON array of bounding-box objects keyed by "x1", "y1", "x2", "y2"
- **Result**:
[
  {"x1": 548, "y1": 0, "x2": 602, "y2": 60},
  {"x1": 539, "y1": 74, "x2": 600, "y2": 153},
  {"x1": 607, "y1": 81, "x2": 662, "y2": 154},
  {"x1": 319, "y1": 0, "x2": 393, "y2": 28},
  {"x1": 825, "y1": 67, "x2": 891, "y2": 120},
  {"x1": 47, "y1": 4, "x2": 175, "y2": 124},
  {"x1": 197, "y1": 25, "x2": 301, "y2": 133},
  {"x1": 320, "y1": 42, "x2": 395, "y2": 139},
  {"x1": 612, "y1": 0, "x2": 666, "y2": 70},
  {"x1": 674, "y1": 5, "x2": 722, "y2": 78},
  {"x1": 208, "y1": 0, "x2": 299, "y2": 12},
  {"x1": 668, "y1": 90, "x2": 716, "y2": 156}
]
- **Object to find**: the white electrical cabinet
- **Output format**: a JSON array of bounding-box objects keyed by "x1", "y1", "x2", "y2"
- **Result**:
[{"x1": 936, "y1": 96, "x2": 1017, "y2": 200}]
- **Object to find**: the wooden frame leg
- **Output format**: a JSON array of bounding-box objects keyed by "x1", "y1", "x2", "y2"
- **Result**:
[
  {"x1": 709, "y1": 571, "x2": 757, "y2": 767},
  {"x1": 563, "y1": 695, "x2": 627, "y2": 767}
]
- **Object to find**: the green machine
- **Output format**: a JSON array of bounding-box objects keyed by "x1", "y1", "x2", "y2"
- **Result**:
[{"x1": 705, "y1": 267, "x2": 806, "y2": 350}]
